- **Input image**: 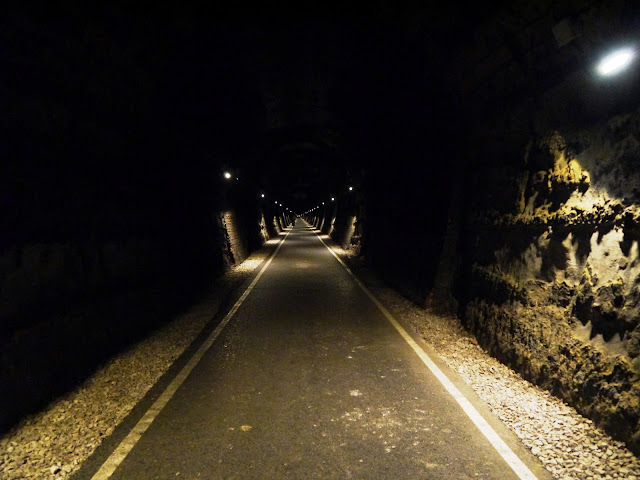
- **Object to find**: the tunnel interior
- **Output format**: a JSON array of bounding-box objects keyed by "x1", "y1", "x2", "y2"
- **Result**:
[{"x1": 4, "y1": 1, "x2": 640, "y2": 456}]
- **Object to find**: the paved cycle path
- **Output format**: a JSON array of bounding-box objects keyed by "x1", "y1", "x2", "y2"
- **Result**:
[{"x1": 81, "y1": 221, "x2": 549, "y2": 479}]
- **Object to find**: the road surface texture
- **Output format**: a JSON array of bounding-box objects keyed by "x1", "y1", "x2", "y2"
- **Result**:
[{"x1": 76, "y1": 221, "x2": 551, "y2": 480}]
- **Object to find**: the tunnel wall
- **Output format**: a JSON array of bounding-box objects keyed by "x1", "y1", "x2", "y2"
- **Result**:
[
  {"x1": 1, "y1": 5, "x2": 275, "y2": 430},
  {"x1": 360, "y1": 153, "x2": 456, "y2": 305},
  {"x1": 220, "y1": 202, "x2": 270, "y2": 267},
  {"x1": 463, "y1": 108, "x2": 640, "y2": 450},
  {"x1": 321, "y1": 205, "x2": 337, "y2": 236},
  {"x1": 259, "y1": 213, "x2": 270, "y2": 243},
  {"x1": 331, "y1": 215, "x2": 357, "y2": 250},
  {"x1": 302, "y1": 198, "x2": 358, "y2": 250},
  {"x1": 445, "y1": 0, "x2": 640, "y2": 452},
  {"x1": 0, "y1": 195, "x2": 268, "y2": 432},
  {"x1": 329, "y1": 191, "x2": 360, "y2": 250},
  {"x1": 0, "y1": 230, "x2": 215, "y2": 432},
  {"x1": 222, "y1": 211, "x2": 249, "y2": 265}
]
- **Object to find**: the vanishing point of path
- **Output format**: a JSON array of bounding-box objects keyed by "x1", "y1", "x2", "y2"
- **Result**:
[{"x1": 76, "y1": 221, "x2": 550, "y2": 480}]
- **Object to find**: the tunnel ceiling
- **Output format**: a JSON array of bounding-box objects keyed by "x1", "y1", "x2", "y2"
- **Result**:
[
  {"x1": 203, "y1": 2, "x2": 506, "y2": 211},
  {"x1": 7, "y1": 2, "x2": 639, "y2": 214}
]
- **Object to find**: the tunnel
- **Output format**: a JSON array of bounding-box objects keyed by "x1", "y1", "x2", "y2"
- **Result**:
[{"x1": 3, "y1": 2, "x2": 640, "y2": 479}]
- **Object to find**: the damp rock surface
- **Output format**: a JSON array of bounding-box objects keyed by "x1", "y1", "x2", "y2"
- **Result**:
[{"x1": 466, "y1": 109, "x2": 640, "y2": 453}]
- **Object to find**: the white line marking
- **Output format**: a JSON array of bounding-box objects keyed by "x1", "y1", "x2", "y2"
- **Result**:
[
  {"x1": 91, "y1": 229, "x2": 293, "y2": 480},
  {"x1": 311, "y1": 227, "x2": 538, "y2": 480}
]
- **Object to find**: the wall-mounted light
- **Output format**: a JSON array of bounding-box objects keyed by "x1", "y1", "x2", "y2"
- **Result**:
[
  {"x1": 224, "y1": 172, "x2": 232, "y2": 180},
  {"x1": 596, "y1": 47, "x2": 635, "y2": 76}
]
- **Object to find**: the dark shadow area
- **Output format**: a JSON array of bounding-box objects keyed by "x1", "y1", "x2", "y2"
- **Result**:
[
  {"x1": 540, "y1": 231, "x2": 569, "y2": 282},
  {"x1": 1, "y1": 6, "x2": 266, "y2": 433}
]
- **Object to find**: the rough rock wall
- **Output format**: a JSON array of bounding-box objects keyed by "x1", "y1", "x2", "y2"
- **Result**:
[
  {"x1": 465, "y1": 110, "x2": 640, "y2": 451},
  {"x1": 321, "y1": 205, "x2": 337, "y2": 236},
  {"x1": 221, "y1": 211, "x2": 249, "y2": 265},
  {"x1": 259, "y1": 213, "x2": 270, "y2": 243},
  {"x1": 330, "y1": 215, "x2": 357, "y2": 250}
]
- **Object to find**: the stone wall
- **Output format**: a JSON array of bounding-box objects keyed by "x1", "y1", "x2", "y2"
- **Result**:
[
  {"x1": 464, "y1": 109, "x2": 640, "y2": 451},
  {"x1": 330, "y1": 215, "x2": 358, "y2": 250},
  {"x1": 221, "y1": 211, "x2": 249, "y2": 265}
]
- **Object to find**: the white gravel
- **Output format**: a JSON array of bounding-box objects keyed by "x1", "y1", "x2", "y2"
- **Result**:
[{"x1": 2, "y1": 238, "x2": 639, "y2": 480}]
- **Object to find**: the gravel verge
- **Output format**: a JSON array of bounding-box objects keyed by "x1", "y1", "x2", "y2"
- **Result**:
[
  {"x1": 337, "y1": 247, "x2": 640, "y2": 480},
  {"x1": 0, "y1": 247, "x2": 271, "y2": 480}
]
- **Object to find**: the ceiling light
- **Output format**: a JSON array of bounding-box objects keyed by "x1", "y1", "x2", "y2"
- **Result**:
[{"x1": 596, "y1": 48, "x2": 635, "y2": 76}]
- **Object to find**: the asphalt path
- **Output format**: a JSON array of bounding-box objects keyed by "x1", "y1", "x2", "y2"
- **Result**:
[{"x1": 79, "y1": 220, "x2": 550, "y2": 479}]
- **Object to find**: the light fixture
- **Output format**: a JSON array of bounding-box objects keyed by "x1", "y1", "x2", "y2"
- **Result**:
[
  {"x1": 331, "y1": 197, "x2": 335, "y2": 201},
  {"x1": 348, "y1": 186, "x2": 353, "y2": 191},
  {"x1": 596, "y1": 47, "x2": 635, "y2": 76},
  {"x1": 261, "y1": 193, "x2": 265, "y2": 198},
  {"x1": 224, "y1": 171, "x2": 232, "y2": 179}
]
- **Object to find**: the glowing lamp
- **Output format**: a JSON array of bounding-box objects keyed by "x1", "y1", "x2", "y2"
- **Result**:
[
  {"x1": 596, "y1": 48, "x2": 635, "y2": 76},
  {"x1": 223, "y1": 172, "x2": 232, "y2": 179}
]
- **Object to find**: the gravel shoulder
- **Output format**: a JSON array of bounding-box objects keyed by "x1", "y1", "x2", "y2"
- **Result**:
[
  {"x1": 0, "y1": 247, "x2": 272, "y2": 480},
  {"x1": 337, "y1": 247, "x2": 640, "y2": 480}
]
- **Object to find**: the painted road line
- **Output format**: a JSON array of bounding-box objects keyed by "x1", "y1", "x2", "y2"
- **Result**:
[
  {"x1": 312, "y1": 229, "x2": 538, "y2": 480},
  {"x1": 90, "y1": 229, "x2": 293, "y2": 480}
]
